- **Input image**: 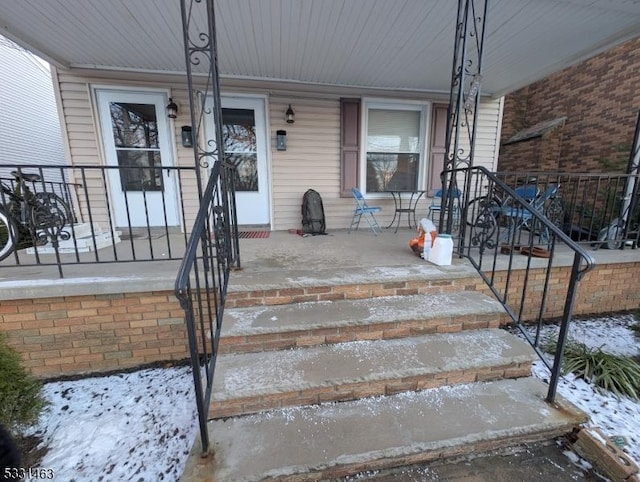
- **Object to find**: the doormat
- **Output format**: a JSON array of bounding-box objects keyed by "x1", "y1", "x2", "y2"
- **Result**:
[
  {"x1": 120, "y1": 233, "x2": 166, "y2": 241},
  {"x1": 238, "y1": 231, "x2": 270, "y2": 239}
]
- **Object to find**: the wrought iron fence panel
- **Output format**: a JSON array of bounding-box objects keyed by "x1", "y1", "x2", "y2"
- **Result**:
[
  {"x1": 0, "y1": 164, "x2": 194, "y2": 277},
  {"x1": 451, "y1": 166, "x2": 595, "y2": 403},
  {"x1": 493, "y1": 171, "x2": 640, "y2": 250},
  {"x1": 174, "y1": 161, "x2": 238, "y2": 455}
]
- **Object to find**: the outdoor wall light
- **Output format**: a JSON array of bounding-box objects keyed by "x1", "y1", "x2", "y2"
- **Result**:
[
  {"x1": 166, "y1": 98, "x2": 178, "y2": 119},
  {"x1": 181, "y1": 126, "x2": 193, "y2": 148},
  {"x1": 276, "y1": 130, "x2": 287, "y2": 150},
  {"x1": 285, "y1": 104, "x2": 295, "y2": 124}
]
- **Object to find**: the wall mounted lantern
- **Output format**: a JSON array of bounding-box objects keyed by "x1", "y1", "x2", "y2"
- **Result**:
[
  {"x1": 285, "y1": 104, "x2": 295, "y2": 124},
  {"x1": 181, "y1": 126, "x2": 193, "y2": 148},
  {"x1": 276, "y1": 130, "x2": 287, "y2": 151},
  {"x1": 166, "y1": 98, "x2": 178, "y2": 119}
]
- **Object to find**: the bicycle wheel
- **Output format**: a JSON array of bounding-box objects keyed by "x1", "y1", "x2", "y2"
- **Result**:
[
  {"x1": 545, "y1": 197, "x2": 565, "y2": 229},
  {"x1": 465, "y1": 196, "x2": 501, "y2": 227},
  {"x1": 31, "y1": 192, "x2": 72, "y2": 231},
  {"x1": 0, "y1": 208, "x2": 18, "y2": 262},
  {"x1": 597, "y1": 219, "x2": 624, "y2": 250}
]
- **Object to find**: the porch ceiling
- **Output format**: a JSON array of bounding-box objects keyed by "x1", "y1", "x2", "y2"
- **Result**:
[{"x1": 1, "y1": 0, "x2": 640, "y2": 97}]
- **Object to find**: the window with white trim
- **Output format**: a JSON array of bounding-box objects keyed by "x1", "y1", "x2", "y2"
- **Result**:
[{"x1": 363, "y1": 101, "x2": 428, "y2": 193}]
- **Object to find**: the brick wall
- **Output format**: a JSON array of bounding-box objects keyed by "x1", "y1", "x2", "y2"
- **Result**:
[
  {"x1": 0, "y1": 291, "x2": 188, "y2": 378},
  {"x1": 1, "y1": 261, "x2": 638, "y2": 378},
  {"x1": 485, "y1": 261, "x2": 640, "y2": 321},
  {"x1": 500, "y1": 37, "x2": 640, "y2": 173}
]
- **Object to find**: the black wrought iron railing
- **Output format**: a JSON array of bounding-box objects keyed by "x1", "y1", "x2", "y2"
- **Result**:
[
  {"x1": 0, "y1": 164, "x2": 195, "y2": 278},
  {"x1": 445, "y1": 166, "x2": 596, "y2": 402},
  {"x1": 493, "y1": 171, "x2": 640, "y2": 250},
  {"x1": 174, "y1": 161, "x2": 239, "y2": 455}
]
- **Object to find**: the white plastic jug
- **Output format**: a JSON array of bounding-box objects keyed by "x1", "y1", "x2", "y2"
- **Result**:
[
  {"x1": 422, "y1": 237, "x2": 431, "y2": 260},
  {"x1": 428, "y1": 234, "x2": 453, "y2": 266}
]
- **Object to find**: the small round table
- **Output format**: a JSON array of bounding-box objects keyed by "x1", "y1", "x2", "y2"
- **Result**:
[{"x1": 385, "y1": 190, "x2": 427, "y2": 233}]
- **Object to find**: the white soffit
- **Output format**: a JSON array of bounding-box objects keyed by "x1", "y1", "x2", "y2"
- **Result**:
[{"x1": 0, "y1": 0, "x2": 639, "y2": 96}]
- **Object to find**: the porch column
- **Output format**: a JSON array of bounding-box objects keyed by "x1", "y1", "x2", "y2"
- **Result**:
[
  {"x1": 621, "y1": 110, "x2": 640, "y2": 244},
  {"x1": 180, "y1": 0, "x2": 226, "y2": 196},
  {"x1": 178, "y1": 0, "x2": 240, "y2": 455},
  {"x1": 441, "y1": 0, "x2": 489, "y2": 233}
]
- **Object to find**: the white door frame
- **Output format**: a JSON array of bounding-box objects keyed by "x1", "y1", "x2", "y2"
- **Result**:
[
  {"x1": 204, "y1": 94, "x2": 271, "y2": 227},
  {"x1": 95, "y1": 88, "x2": 181, "y2": 228}
]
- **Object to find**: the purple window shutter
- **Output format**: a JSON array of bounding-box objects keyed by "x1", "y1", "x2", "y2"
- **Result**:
[
  {"x1": 428, "y1": 104, "x2": 448, "y2": 195},
  {"x1": 340, "y1": 98, "x2": 361, "y2": 197}
]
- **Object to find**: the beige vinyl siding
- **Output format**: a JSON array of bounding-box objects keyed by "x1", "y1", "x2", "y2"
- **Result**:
[
  {"x1": 268, "y1": 96, "x2": 504, "y2": 231},
  {"x1": 56, "y1": 71, "x2": 199, "y2": 229},
  {"x1": 268, "y1": 96, "x2": 401, "y2": 231},
  {"x1": 54, "y1": 69, "x2": 504, "y2": 233},
  {"x1": 474, "y1": 97, "x2": 503, "y2": 170},
  {"x1": 269, "y1": 97, "x2": 340, "y2": 230}
]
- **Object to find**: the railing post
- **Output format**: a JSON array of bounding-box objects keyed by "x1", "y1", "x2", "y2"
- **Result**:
[
  {"x1": 546, "y1": 253, "x2": 584, "y2": 403},
  {"x1": 442, "y1": 0, "x2": 489, "y2": 234},
  {"x1": 178, "y1": 0, "x2": 241, "y2": 456}
]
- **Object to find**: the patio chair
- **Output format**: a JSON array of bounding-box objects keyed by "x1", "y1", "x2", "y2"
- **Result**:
[
  {"x1": 428, "y1": 188, "x2": 462, "y2": 226},
  {"x1": 349, "y1": 187, "x2": 382, "y2": 235},
  {"x1": 500, "y1": 184, "x2": 559, "y2": 247}
]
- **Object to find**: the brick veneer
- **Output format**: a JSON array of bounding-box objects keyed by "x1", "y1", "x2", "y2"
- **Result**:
[
  {"x1": 1, "y1": 261, "x2": 638, "y2": 378},
  {"x1": 500, "y1": 36, "x2": 640, "y2": 173},
  {"x1": 478, "y1": 261, "x2": 640, "y2": 321},
  {"x1": 208, "y1": 363, "x2": 531, "y2": 419},
  {"x1": 0, "y1": 291, "x2": 188, "y2": 378}
]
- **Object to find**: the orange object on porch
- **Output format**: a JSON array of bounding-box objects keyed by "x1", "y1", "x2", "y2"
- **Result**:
[{"x1": 409, "y1": 218, "x2": 437, "y2": 258}]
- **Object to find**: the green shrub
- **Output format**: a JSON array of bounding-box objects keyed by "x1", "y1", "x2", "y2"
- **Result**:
[
  {"x1": 0, "y1": 332, "x2": 47, "y2": 431},
  {"x1": 544, "y1": 338, "x2": 640, "y2": 400}
]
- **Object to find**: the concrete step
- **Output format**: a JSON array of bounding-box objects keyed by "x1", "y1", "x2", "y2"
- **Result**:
[
  {"x1": 219, "y1": 291, "x2": 507, "y2": 354},
  {"x1": 226, "y1": 263, "x2": 488, "y2": 309},
  {"x1": 210, "y1": 328, "x2": 535, "y2": 419},
  {"x1": 188, "y1": 377, "x2": 587, "y2": 482}
]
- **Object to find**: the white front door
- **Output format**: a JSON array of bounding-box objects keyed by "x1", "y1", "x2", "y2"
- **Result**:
[
  {"x1": 96, "y1": 90, "x2": 181, "y2": 227},
  {"x1": 205, "y1": 96, "x2": 270, "y2": 226}
]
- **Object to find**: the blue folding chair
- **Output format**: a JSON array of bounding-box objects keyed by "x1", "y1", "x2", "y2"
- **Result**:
[
  {"x1": 500, "y1": 184, "x2": 559, "y2": 247},
  {"x1": 349, "y1": 187, "x2": 382, "y2": 235},
  {"x1": 428, "y1": 188, "x2": 462, "y2": 225}
]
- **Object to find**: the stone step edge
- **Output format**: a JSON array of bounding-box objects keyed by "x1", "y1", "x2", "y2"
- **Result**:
[
  {"x1": 194, "y1": 378, "x2": 589, "y2": 482},
  {"x1": 218, "y1": 311, "x2": 506, "y2": 355},
  {"x1": 289, "y1": 425, "x2": 575, "y2": 481},
  {"x1": 226, "y1": 274, "x2": 487, "y2": 309},
  {"x1": 182, "y1": 422, "x2": 575, "y2": 482},
  {"x1": 208, "y1": 361, "x2": 532, "y2": 419}
]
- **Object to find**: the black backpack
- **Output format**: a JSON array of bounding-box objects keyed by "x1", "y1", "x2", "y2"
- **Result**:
[{"x1": 301, "y1": 189, "x2": 326, "y2": 235}]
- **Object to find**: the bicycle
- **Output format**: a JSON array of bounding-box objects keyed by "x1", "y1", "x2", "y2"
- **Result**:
[
  {"x1": 594, "y1": 193, "x2": 640, "y2": 250},
  {"x1": 465, "y1": 178, "x2": 539, "y2": 227},
  {"x1": 464, "y1": 177, "x2": 564, "y2": 248},
  {"x1": 0, "y1": 171, "x2": 72, "y2": 261}
]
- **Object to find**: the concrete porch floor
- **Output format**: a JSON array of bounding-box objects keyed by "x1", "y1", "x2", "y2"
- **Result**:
[{"x1": 0, "y1": 227, "x2": 639, "y2": 300}]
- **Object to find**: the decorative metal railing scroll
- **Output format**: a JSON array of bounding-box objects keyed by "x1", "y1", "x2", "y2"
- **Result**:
[
  {"x1": 176, "y1": 0, "x2": 240, "y2": 455},
  {"x1": 441, "y1": 0, "x2": 489, "y2": 234}
]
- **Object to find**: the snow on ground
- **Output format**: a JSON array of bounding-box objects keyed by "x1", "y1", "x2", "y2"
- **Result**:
[
  {"x1": 522, "y1": 313, "x2": 640, "y2": 464},
  {"x1": 31, "y1": 365, "x2": 197, "y2": 482},
  {"x1": 27, "y1": 314, "x2": 640, "y2": 481}
]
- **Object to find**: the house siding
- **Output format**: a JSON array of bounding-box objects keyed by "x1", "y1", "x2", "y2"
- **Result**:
[
  {"x1": 500, "y1": 36, "x2": 640, "y2": 173},
  {"x1": 269, "y1": 96, "x2": 343, "y2": 230},
  {"x1": 53, "y1": 70, "x2": 503, "y2": 231}
]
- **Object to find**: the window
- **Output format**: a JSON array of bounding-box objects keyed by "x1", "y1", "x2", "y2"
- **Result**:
[
  {"x1": 222, "y1": 108, "x2": 258, "y2": 192},
  {"x1": 109, "y1": 102, "x2": 164, "y2": 192},
  {"x1": 363, "y1": 102, "x2": 428, "y2": 193}
]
